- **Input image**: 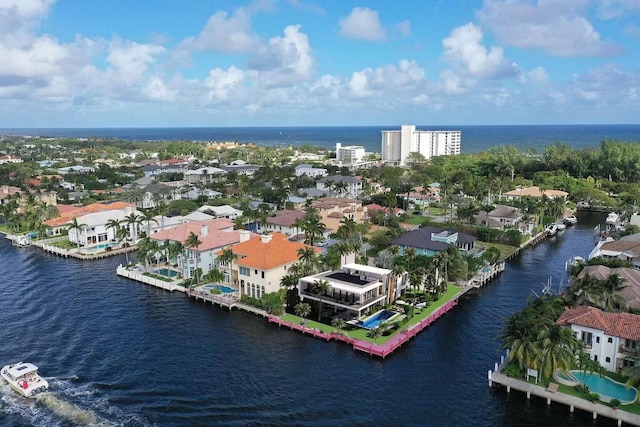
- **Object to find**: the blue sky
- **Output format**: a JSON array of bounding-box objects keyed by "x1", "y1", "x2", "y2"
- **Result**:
[{"x1": 0, "y1": 0, "x2": 639, "y2": 127}]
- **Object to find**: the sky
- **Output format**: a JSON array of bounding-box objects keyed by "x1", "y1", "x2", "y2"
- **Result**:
[{"x1": 0, "y1": 0, "x2": 639, "y2": 128}]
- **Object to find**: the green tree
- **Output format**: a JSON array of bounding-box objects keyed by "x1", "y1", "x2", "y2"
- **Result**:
[
  {"x1": 185, "y1": 231, "x2": 203, "y2": 287},
  {"x1": 310, "y1": 279, "x2": 331, "y2": 322},
  {"x1": 294, "y1": 302, "x2": 311, "y2": 325},
  {"x1": 67, "y1": 217, "x2": 87, "y2": 250}
]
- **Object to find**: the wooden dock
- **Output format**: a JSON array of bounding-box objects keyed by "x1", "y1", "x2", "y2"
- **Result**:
[
  {"x1": 489, "y1": 351, "x2": 640, "y2": 426},
  {"x1": 187, "y1": 288, "x2": 237, "y2": 310}
]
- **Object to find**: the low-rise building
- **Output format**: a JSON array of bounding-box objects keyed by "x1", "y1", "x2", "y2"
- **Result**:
[
  {"x1": 557, "y1": 306, "x2": 640, "y2": 373},
  {"x1": 475, "y1": 204, "x2": 534, "y2": 234},
  {"x1": 316, "y1": 175, "x2": 362, "y2": 198},
  {"x1": 298, "y1": 263, "x2": 402, "y2": 319},
  {"x1": 0, "y1": 155, "x2": 23, "y2": 164},
  {"x1": 503, "y1": 186, "x2": 568, "y2": 200},
  {"x1": 294, "y1": 164, "x2": 327, "y2": 178},
  {"x1": 198, "y1": 204, "x2": 243, "y2": 220},
  {"x1": 184, "y1": 167, "x2": 227, "y2": 185},
  {"x1": 264, "y1": 209, "x2": 306, "y2": 237},
  {"x1": 391, "y1": 226, "x2": 479, "y2": 257},
  {"x1": 311, "y1": 197, "x2": 366, "y2": 232}
]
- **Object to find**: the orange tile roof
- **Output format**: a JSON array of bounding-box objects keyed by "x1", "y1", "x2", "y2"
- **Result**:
[
  {"x1": 219, "y1": 232, "x2": 320, "y2": 270},
  {"x1": 557, "y1": 306, "x2": 640, "y2": 341},
  {"x1": 44, "y1": 201, "x2": 135, "y2": 227}
]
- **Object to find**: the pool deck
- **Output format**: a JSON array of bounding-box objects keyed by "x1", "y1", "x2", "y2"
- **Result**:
[{"x1": 489, "y1": 351, "x2": 640, "y2": 427}]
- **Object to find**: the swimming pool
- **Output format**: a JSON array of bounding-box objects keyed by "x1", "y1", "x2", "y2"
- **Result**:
[
  {"x1": 202, "y1": 284, "x2": 235, "y2": 293},
  {"x1": 358, "y1": 310, "x2": 398, "y2": 329},
  {"x1": 85, "y1": 242, "x2": 118, "y2": 252},
  {"x1": 154, "y1": 268, "x2": 179, "y2": 278},
  {"x1": 556, "y1": 370, "x2": 637, "y2": 404}
]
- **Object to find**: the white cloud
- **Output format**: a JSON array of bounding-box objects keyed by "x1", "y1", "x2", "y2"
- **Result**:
[
  {"x1": 247, "y1": 24, "x2": 314, "y2": 87},
  {"x1": 346, "y1": 59, "x2": 427, "y2": 99},
  {"x1": 596, "y1": 0, "x2": 640, "y2": 20},
  {"x1": 179, "y1": 9, "x2": 261, "y2": 54},
  {"x1": 0, "y1": 0, "x2": 55, "y2": 32},
  {"x1": 204, "y1": 66, "x2": 246, "y2": 102},
  {"x1": 106, "y1": 38, "x2": 166, "y2": 84},
  {"x1": 438, "y1": 70, "x2": 474, "y2": 95},
  {"x1": 338, "y1": 7, "x2": 386, "y2": 41},
  {"x1": 143, "y1": 76, "x2": 177, "y2": 102},
  {"x1": 477, "y1": 0, "x2": 623, "y2": 57},
  {"x1": 442, "y1": 23, "x2": 518, "y2": 79}
]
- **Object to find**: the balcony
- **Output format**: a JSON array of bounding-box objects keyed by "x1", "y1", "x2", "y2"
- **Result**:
[
  {"x1": 300, "y1": 290, "x2": 385, "y2": 310},
  {"x1": 618, "y1": 345, "x2": 638, "y2": 357}
]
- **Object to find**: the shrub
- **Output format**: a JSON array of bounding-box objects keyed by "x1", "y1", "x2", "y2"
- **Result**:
[
  {"x1": 502, "y1": 360, "x2": 524, "y2": 378},
  {"x1": 610, "y1": 398, "x2": 621, "y2": 408},
  {"x1": 574, "y1": 383, "x2": 589, "y2": 394},
  {"x1": 590, "y1": 392, "x2": 600, "y2": 402}
]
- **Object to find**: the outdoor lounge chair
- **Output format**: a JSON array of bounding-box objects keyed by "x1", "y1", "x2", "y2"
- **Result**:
[{"x1": 546, "y1": 383, "x2": 558, "y2": 393}]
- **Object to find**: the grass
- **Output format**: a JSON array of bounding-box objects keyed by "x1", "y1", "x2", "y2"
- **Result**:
[
  {"x1": 142, "y1": 272, "x2": 173, "y2": 282},
  {"x1": 477, "y1": 241, "x2": 518, "y2": 260},
  {"x1": 280, "y1": 284, "x2": 462, "y2": 345},
  {"x1": 401, "y1": 215, "x2": 427, "y2": 225}
]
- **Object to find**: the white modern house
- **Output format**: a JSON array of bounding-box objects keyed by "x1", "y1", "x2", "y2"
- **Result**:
[
  {"x1": 68, "y1": 207, "x2": 145, "y2": 249},
  {"x1": 316, "y1": 175, "x2": 362, "y2": 198},
  {"x1": 198, "y1": 204, "x2": 243, "y2": 220},
  {"x1": 588, "y1": 235, "x2": 640, "y2": 269},
  {"x1": 184, "y1": 167, "x2": 227, "y2": 185},
  {"x1": 557, "y1": 306, "x2": 640, "y2": 373},
  {"x1": 298, "y1": 263, "x2": 402, "y2": 319},
  {"x1": 294, "y1": 164, "x2": 327, "y2": 178},
  {"x1": 381, "y1": 125, "x2": 461, "y2": 166}
]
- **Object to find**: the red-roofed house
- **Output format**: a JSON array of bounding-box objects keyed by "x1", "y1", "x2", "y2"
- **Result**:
[
  {"x1": 364, "y1": 203, "x2": 405, "y2": 218},
  {"x1": 216, "y1": 232, "x2": 320, "y2": 299},
  {"x1": 557, "y1": 306, "x2": 640, "y2": 372},
  {"x1": 264, "y1": 209, "x2": 306, "y2": 237},
  {"x1": 151, "y1": 221, "x2": 255, "y2": 280}
]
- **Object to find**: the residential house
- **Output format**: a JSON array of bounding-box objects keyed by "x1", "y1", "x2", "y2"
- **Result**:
[
  {"x1": 557, "y1": 306, "x2": 640, "y2": 373},
  {"x1": 588, "y1": 234, "x2": 640, "y2": 268},
  {"x1": 407, "y1": 185, "x2": 440, "y2": 208},
  {"x1": 391, "y1": 226, "x2": 479, "y2": 257},
  {"x1": 43, "y1": 201, "x2": 138, "y2": 237},
  {"x1": 364, "y1": 203, "x2": 405, "y2": 219},
  {"x1": 298, "y1": 262, "x2": 402, "y2": 319},
  {"x1": 503, "y1": 186, "x2": 568, "y2": 200},
  {"x1": 316, "y1": 175, "x2": 362, "y2": 198},
  {"x1": 0, "y1": 155, "x2": 23, "y2": 164},
  {"x1": 182, "y1": 188, "x2": 222, "y2": 201},
  {"x1": 137, "y1": 182, "x2": 182, "y2": 209},
  {"x1": 184, "y1": 167, "x2": 227, "y2": 185},
  {"x1": 67, "y1": 207, "x2": 145, "y2": 249},
  {"x1": 57, "y1": 165, "x2": 95, "y2": 175},
  {"x1": 311, "y1": 197, "x2": 366, "y2": 232},
  {"x1": 294, "y1": 164, "x2": 327, "y2": 178},
  {"x1": 218, "y1": 232, "x2": 318, "y2": 298},
  {"x1": 0, "y1": 185, "x2": 57, "y2": 211},
  {"x1": 198, "y1": 204, "x2": 243, "y2": 220},
  {"x1": 475, "y1": 204, "x2": 534, "y2": 234},
  {"x1": 142, "y1": 164, "x2": 187, "y2": 177},
  {"x1": 576, "y1": 265, "x2": 640, "y2": 310},
  {"x1": 264, "y1": 209, "x2": 306, "y2": 237},
  {"x1": 151, "y1": 219, "x2": 250, "y2": 279},
  {"x1": 286, "y1": 195, "x2": 307, "y2": 209},
  {"x1": 221, "y1": 163, "x2": 260, "y2": 176}
]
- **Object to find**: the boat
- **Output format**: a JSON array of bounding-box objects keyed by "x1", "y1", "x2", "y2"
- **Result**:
[
  {"x1": 565, "y1": 255, "x2": 585, "y2": 270},
  {"x1": 555, "y1": 222, "x2": 566, "y2": 231},
  {"x1": 1, "y1": 362, "x2": 49, "y2": 397},
  {"x1": 545, "y1": 224, "x2": 558, "y2": 236},
  {"x1": 11, "y1": 235, "x2": 31, "y2": 247},
  {"x1": 606, "y1": 212, "x2": 620, "y2": 225},
  {"x1": 563, "y1": 215, "x2": 578, "y2": 226}
]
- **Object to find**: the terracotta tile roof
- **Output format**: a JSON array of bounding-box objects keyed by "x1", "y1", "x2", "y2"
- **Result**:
[
  {"x1": 219, "y1": 232, "x2": 320, "y2": 270},
  {"x1": 504, "y1": 186, "x2": 568, "y2": 198},
  {"x1": 266, "y1": 209, "x2": 305, "y2": 227},
  {"x1": 557, "y1": 306, "x2": 640, "y2": 341},
  {"x1": 150, "y1": 219, "x2": 246, "y2": 251},
  {"x1": 43, "y1": 201, "x2": 135, "y2": 227}
]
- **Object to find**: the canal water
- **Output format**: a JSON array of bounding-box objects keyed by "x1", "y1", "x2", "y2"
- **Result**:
[{"x1": 0, "y1": 212, "x2": 621, "y2": 426}]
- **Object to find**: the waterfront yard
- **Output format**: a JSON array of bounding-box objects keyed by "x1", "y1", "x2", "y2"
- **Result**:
[{"x1": 282, "y1": 284, "x2": 462, "y2": 344}]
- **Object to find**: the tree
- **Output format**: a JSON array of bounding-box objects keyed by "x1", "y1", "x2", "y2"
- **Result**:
[
  {"x1": 67, "y1": 217, "x2": 87, "y2": 250},
  {"x1": 123, "y1": 211, "x2": 144, "y2": 243},
  {"x1": 218, "y1": 248, "x2": 239, "y2": 294},
  {"x1": 310, "y1": 279, "x2": 331, "y2": 321},
  {"x1": 367, "y1": 326, "x2": 382, "y2": 343},
  {"x1": 294, "y1": 302, "x2": 311, "y2": 325},
  {"x1": 140, "y1": 210, "x2": 158, "y2": 236},
  {"x1": 297, "y1": 246, "x2": 319, "y2": 271},
  {"x1": 185, "y1": 231, "x2": 203, "y2": 287},
  {"x1": 331, "y1": 317, "x2": 346, "y2": 335}
]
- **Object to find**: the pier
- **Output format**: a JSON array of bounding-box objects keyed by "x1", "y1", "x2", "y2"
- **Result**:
[
  {"x1": 116, "y1": 265, "x2": 185, "y2": 292},
  {"x1": 489, "y1": 351, "x2": 640, "y2": 427}
]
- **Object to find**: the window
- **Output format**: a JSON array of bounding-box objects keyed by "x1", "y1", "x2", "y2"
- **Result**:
[
  {"x1": 261, "y1": 286, "x2": 265, "y2": 297},
  {"x1": 261, "y1": 271, "x2": 264, "y2": 279},
  {"x1": 594, "y1": 355, "x2": 598, "y2": 361},
  {"x1": 239, "y1": 266, "x2": 250, "y2": 276},
  {"x1": 596, "y1": 336, "x2": 600, "y2": 344},
  {"x1": 608, "y1": 337, "x2": 613, "y2": 343},
  {"x1": 581, "y1": 331, "x2": 593, "y2": 347},
  {"x1": 606, "y1": 357, "x2": 611, "y2": 363}
]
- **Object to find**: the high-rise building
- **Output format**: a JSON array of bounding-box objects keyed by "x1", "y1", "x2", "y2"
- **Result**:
[
  {"x1": 381, "y1": 125, "x2": 461, "y2": 166},
  {"x1": 335, "y1": 143, "x2": 366, "y2": 165}
]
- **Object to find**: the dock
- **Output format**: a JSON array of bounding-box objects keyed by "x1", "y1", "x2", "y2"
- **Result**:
[{"x1": 488, "y1": 351, "x2": 640, "y2": 426}]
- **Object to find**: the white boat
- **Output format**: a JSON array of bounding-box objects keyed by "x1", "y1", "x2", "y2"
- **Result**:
[
  {"x1": 606, "y1": 212, "x2": 620, "y2": 225},
  {"x1": 545, "y1": 224, "x2": 558, "y2": 236},
  {"x1": 1, "y1": 362, "x2": 49, "y2": 397},
  {"x1": 555, "y1": 222, "x2": 566, "y2": 231},
  {"x1": 11, "y1": 235, "x2": 31, "y2": 247},
  {"x1": 563, "y1": 215, "x2": 578, "y2": 226}
]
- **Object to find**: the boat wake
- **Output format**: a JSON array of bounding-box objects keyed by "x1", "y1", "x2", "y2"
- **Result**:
[{"x1": 1, "y1": 378, "x2": 150, "y2": 426}]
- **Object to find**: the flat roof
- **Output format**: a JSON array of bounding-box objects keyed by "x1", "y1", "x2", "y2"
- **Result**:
[
  {"x1": 7, "y1": 363, "x2": 38, "y2": 378},
  {"x1": 342, "y1": 263, "x2": 391, "y2": 275}
]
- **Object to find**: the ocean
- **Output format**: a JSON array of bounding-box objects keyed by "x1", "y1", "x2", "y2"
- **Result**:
[{"x1": 2, "y1": 124, "x2": 640, "y2": 153}]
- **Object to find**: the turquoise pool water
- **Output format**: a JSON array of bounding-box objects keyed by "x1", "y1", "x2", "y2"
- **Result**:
[
  {"x1": 570, "y1": 371, "x2": 637, "y2": 404},
  {"x1": 154, "y1": 268, "x2": 179, "y2": 278},
  {"x1": 358, "y1": 310, "x2": 397, "y2": 329},
  {"x1": 202, "y1": 284, "x2": 235, "y2": 293},
  {"x1": 85, "y1": 242, "x2": 117, "y2": 252}
]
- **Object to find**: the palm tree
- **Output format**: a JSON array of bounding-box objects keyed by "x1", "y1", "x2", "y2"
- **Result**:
[
  {"x1": 302, "y1": 216, "x2": 326, "y2": 247},
  {"x1": 294, "y1": 302, "x2": 311, "y2": 325},
  {"x1": 185, "y1": 231, "x2": 203, "y2": 287},
  {"x1": 297, "y1": 246, "x2": 318, "y2": 271},
  {"x1": 67, "y1": 217, "x2": 87, "y2": 250},
  {"x1": 331, "y1": 317, "x2": 346, "y2": 335},
  {"x1": 538, "y1": 324, "x2": 580, "y2": 379},
  {"x1": 334, "y1": 180, "x2": 349, "y2": 197},
  {"x1": 310, "y1": 279, "x2": 331, "y2": 322},
  {"x1": 123, "y1": 212, "x2": 144, "y2": 243},
  {"x1": 218, "y1": 248, "x2": 239, "y2": 293},
  {"x1": 140, "y1": 210, "x2": 158, "y2": 236},
  {"x1": 367, "y1": 326, "x2": 383, "y2": 343}
]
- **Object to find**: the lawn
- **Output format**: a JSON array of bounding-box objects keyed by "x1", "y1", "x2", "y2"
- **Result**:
[
  {"x1": 477, "y1": 241, "x2": 518, "y2": 260},
  {"x1": 281, "y1": 284, "x2": 463, "y2": 345},
  {"x1": 401, "y1": 215, "x2": 427, "y2": 226}
]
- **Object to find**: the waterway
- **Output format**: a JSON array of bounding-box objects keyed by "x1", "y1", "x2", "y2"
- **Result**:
[{"x1": 0, "y1": 212, "x2": 622, "y2": 426}]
